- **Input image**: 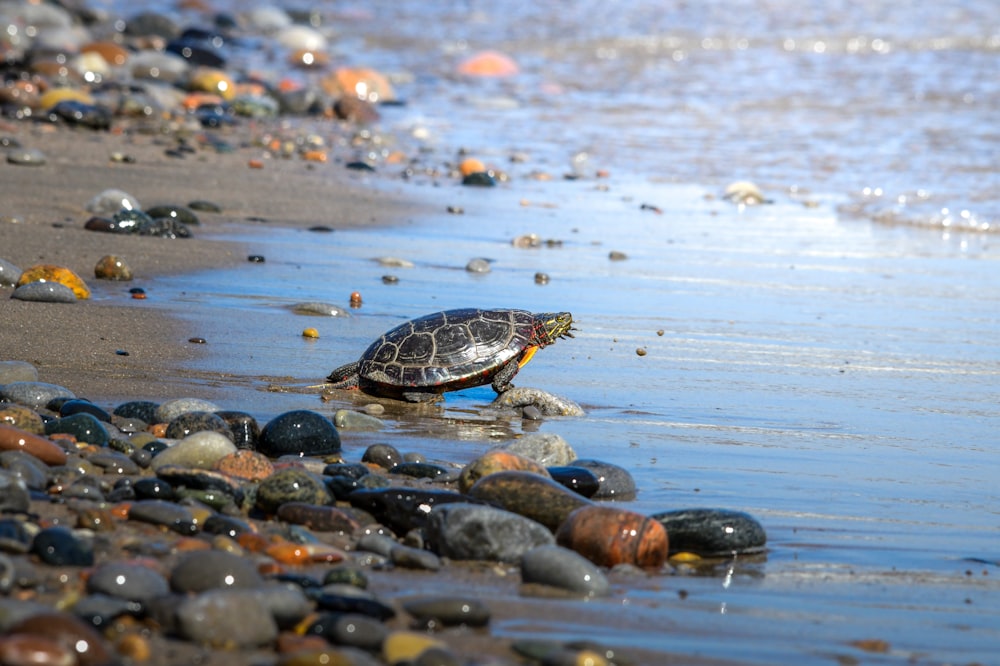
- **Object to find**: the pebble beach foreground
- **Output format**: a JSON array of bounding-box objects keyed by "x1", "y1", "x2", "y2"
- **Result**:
[{"x1": 0, "y1": 366, "x2": 767, "y2": 666}]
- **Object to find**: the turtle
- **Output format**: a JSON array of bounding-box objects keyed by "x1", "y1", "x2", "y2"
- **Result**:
[{"x1": 326, "y1": 308, "x2": 574, "y2": 402}]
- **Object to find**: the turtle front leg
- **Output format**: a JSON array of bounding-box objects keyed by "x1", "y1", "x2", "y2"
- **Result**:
[
  {"x1": 326, "y1": 361, "x2": 361, "y2": 388},
  {"x1": 491, "y1": 359, "x2": 521, "y2": 394}
]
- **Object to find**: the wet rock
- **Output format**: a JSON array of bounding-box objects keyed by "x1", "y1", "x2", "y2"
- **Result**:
[
  {"x1": 305, "y1": 612, "x2": 387, "y2": 651},
  {"x1": 383, "y1": 631, "x2": 452, "y2": 665},
  {"x1": 132, "y1": 477, "x2": 175, "y2": 501},
  {"x1": 165, "y1": 411, "x2": 233, "y2": 441},
  {"x1": 0, "y1": 451, "x2": 48, "y2": 489},
  {"x1": 113, "y1": 400, "x2": 159, "y2": 424},
  {"x1": 651, "y1": 508, "x2": 767, "y2": 556},
  {"x1": 334, "y1": 96, "x2": 380, "y2": 123},
  {"x1": 46, "y1": 100, "x2": 112, "y2": 130},
  {"x1": 6, "y1": 148, "x2": 46, "y2": 166},
  {"x1": 31, "y1": 527, "x2": 94, "y2": 566},
  {"x1": 555, "y1": 505, "x2": 668, "y2": 568},
  {"x1": 0, "y1": 633, "x2": 77, "y2": 666},
  {"x1": 401, "y1": 596, "x2": 490, "y2": 628},
  {"x1": 136, "y1": 216, "x2": 192, "y2": 238},
  {"x1": 0, "y1": 424, "x2": 68, "y2": 465},
  {"x1": 0, "y1": 260, "x2": 23, "y2": 287},
  {"x1": 256, "y1": 468, "x2": 332, "y2": 514},
  {"x1": 314, "y1": 592, "x2": 395, "y2": 622},
  {"x1": 291, "y1": 302, "x2": 350, "y2": 317},
  {"x1": 425, "y1": 503, "x2": 554, "y2": 563},
  {"x1": 569, "y1": 459, "x2": 637, "y2": 500},
  {"x1": 5, "y1": 611, "x2": 116, "y2": 666},
  {"x1": 0, "y1": 472, "x2": 29, "y2": 513},
  {"x1": 127, "y1": 499, "x2": 198, "y2": 535},
  {"x1": 349, "y1": 488, "x2": 473, "y2": 535},
  {"x1": 150, "y1": 431, "x2": 236, "y2": 472},
  {"x1": 390, "y1": 544, "x2": 442, "y2": 571},
  {"x1": 58, "y1": 399, "x2": 111, "y2": 422},
  {"x1": 155, "y1": 467, "x2": 246, "y2": 506},
  {"x1": 86, "y1": 188, "x2": 140, "y2": 216},
  {"x1": 145, "y1": 204, "x2": 200, "y2": 226},
  {"x1": 393, "y1": 461, "x2": 449, "y2": 479},
  {"x1": 361, "y1": 443, "x2": 402, "y2": 470},
  {"x1": 0, "y1": 407, "x2": 44, "y2": 435},
  {"x1": 458, "y1": 450, "x2": 550, "y2": 493},
  {"x1": 215, "y1": 410, "x2": 260, "y2": 449},
  {"x1": 258, "y1": 410, "x2": 341, "y2": 458},
  {"x1": 494, "y1": 433, "x2": 577, "y2": 466},
  {"x1": 170, "y1": 549, "x2": 264, "y2": 593},
  {"x1": 176, "y1": 589, "x2": 278, "y2": 648},
  {"x1": 276, "y1": 503, "x2": 365, "y2": 534},
  {"x1": 10, "y1": 282, "x2": 77, "y2": 303},
  {"x1": 71, "y1": 593, "x2": 138, "y2": 627},
  {"x1": 86, "y1": 562, "x2": 169, "y2": 602},
  {"x1": 44, "y1": 413, "x2": 109, "y2": 447},
  {"x1": 93, "y1": 255, "x2": 133, "y2": 281},
  {"x1": 547, "y1": 466, "x2": 601, "y2": 498},
  {"x1": 333, "y1": 409, "x2": 384, "y2": 431},
  {"x1": 461, "y1": 171, "x2": 496, "y2": 186},
  {"x1": 465, "y1": 257, "x2": 491, "y2": 273},
  {"x1": 520, "y1": 545, "x2": 609, "y2": 596},
  {"x1": 467, "y1": 470, "x2": 592, "y2": 531},
  {"x1": 214, "y1": 449, "x2": 273, "y2": 481},
  {"x1": 154, "y1": 398, "x2": 221, "y2": 424},
  {"x1": 491, "y1": 387, "x2": 584, "y2": 416}
]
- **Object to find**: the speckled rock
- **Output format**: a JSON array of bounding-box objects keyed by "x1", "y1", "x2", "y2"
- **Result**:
[
  {"x1": 495, "y1": 433, "x2": 577, "y2": 466},
  {"x1": 256, "y1": 468, "x2": 333, "y2": 514},
  {"x1": 154, "y1": 398, "x2": 222, "y2": 424},
  {"x1": 0, "y1": 406, "x2": 45, "y2": 434},
  {"x1": 651, "y1": 508, "x2": 767, "y2": 556},
  {"x1": 258, "y1": 410, "x2": 341, "y2": 458},
  {"x1": 4, "y1": 611, "x2": 117, "y2": 666},
  {"x1": 44, "y1": 413, "x2": 109, "y2": 447},
  {"x1": 164, "y1": 411, "x2": 234, "y2": 441},
  {"x1": 520, "y1": 545, "x2": 609, "y2": 596},
  {"x1": 150, "y1": 431, "x2": 237, "y2": 472},
  {"x1": 467, "y1": 470, "x2": 592, "y2": 531},
  {"x1": 425, "y1": 503, "x2": 554, "y2": 563}
]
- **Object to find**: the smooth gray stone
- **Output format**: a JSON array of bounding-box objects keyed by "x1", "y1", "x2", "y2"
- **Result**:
[
  {"x1": 521, "y1": 545, "x2": 610, "y2": 596},
  {"x1": 425, "y1": 503, "x2": 554, "y2": 563},
  {"x1": 0, "y1": 259, "x2": 23, "y2": 287},
  {"x1": 0, "y1": 360, "x2": 36, "y2": 382},
  {"x1": 86, "y1": 562, "x2": 170, "y2": 602},
  {"x1": 0, "y1": 381, "x2": 75, "y2": 410},
  {"x1": 10, "y1": 281, "x2": 77, "y2": 303},
  {"x1": 569, "y1": 459, "x2": 637, "y2": 500}
]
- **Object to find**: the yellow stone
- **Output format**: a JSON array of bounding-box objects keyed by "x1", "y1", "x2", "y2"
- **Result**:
[
  {"x1": 382, "y1": 631, "x2": 447, "y2": 665},
  {"x1": 302, "y1": 327, "x2": 320, "y2": 339},
  {"x1": 669, "y1": 551, "x2": 702, "y2": 563},
  {"x1": 189, "y1": 67, "x2": 236, "y2": 101},
  {"x1": 17, "y1": 264, "x2": 90, "y2": 299},
  {"x1": 38, "y1": 87, "x2": 94, "y2": 109}
]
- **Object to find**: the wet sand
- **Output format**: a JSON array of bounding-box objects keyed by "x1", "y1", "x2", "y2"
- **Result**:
[{"x1": 0, "y1": 121, "x2": 427, "y2": 401}]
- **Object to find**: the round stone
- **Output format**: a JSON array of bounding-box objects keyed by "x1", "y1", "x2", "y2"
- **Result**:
[
  {"x1": 149, "y1": 431, "x2": 236, "y2": 472},
  {"x1": 86, "y1": 562, "x2": 169, "y2": 602},
  {"x1": 361, "y1": 443, "x2": 402, "y2": 469},
  {"x1": 113, "y1": 401, "x2": 159, "y2": 424},
  {"x1": 44, "y1": 413, "x2": 109, "y2": 447},
  {"x1": 459, "y1": 450, "x2": 550, "y2": 494},
  {"x1": 467, "y1": 470, "x2": 591, "y2": 531},
  {"x1": 175, "y1": 589, "x2": 278, "y2": 648},
  {"x1": 0, "y1": 360, "x2": 36, "y2": 383},
  {"x1": 425, "y1": 503, "x2": 554, "y2": 563},
  {"x1": 256, "y1": 468, "x2": 332, "y2": 514},
  {"x1": 86, "y1": 188, "x2": 140, "y2": 216},
  {"x1": 258, "y1": 410, "x2": 341, "y2": 458},
  {"x1": 0, "y1": 259, "x2": 23, "y2": 287},
  {"x1": 0, "y1": 472, "x2": 29, "y2": 513},
  {"x1": 31, "y1": 527, "x2": 94, "y2": 566},
  {"x1": 0, "y1": 382, "x2": 74, "y2": 410},
  {"x1": 214, "y1": 411, "x2": 259, "y2": 449},
  {"x1": 93, "y1": 255, "x2": 133, "y2": 281},
  {"x1": 555, "y1": 505, "x2": 668, "y2": 569},
  {"x1": 495, "y1": 433, "x2": 576, "y2": 466},
  {"x1": 651, "y1": 508, "x2": 767, "y2": 556},
  {"x1": 58, "y1": 399, "x2": 111, "y2": 422},
  {"x1": 401, "y1": 596, "x2": 491, "y2": 627},
  {"x1": 164, "y1": 411, "x2": 233, "y2": 440},
  {"x1": 569, "y1": 459, "x2": 637, "y2": 500},
  {"x1": 169, "y1": 550, "x2": 263, "y2": 594},
  {"x1": 154, "y1": 398, "x2": 222, "y2": 424}
]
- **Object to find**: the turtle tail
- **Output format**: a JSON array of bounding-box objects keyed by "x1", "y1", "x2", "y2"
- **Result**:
[{"x1": 326, "y1": 361, "x2": 361, "y2": 389}]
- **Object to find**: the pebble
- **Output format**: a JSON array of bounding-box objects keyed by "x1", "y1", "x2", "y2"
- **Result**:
[
  {"x1": 361, "y1": 443, "x2": 403, "y2": 469},
  {"x1": 651, "y1": 508, "x2": 767, "y2": 556},
  {"x1": 154, "y1": 397, "x2": 221, "y2": 423},
  {"x1": 0, "y1": 259, "x2": 23, "y2": 287},
  {"x1": 390, "y1": 543, "x2": 442, "y2": 571},
  {"x1": 5, "y1": 611, "x2": 116, "y2": 666},
  {"x1": 215, "y1": 410, "x2": 260, "y2": 449},
  {"x1": 333, "y1": 409, "x2": 384, "y2": 431},
  {"x1": 0, "y1": 472, "x2": 29, "y2": 513},
  {"x1": 555, "y1": 505, "x2": 668, "y2": 569},
  {"x1": 425, "y1": 502, "x2": 555, "y2": 563},
  {"x1": 520, "y1": 545, "x2": 610, "y2": 597},
  {"x1": 349, "y1": 487, "x2": 473, "y2": 535},
  {"x1": 383, "y1": 631, "x2": 449, "y2": 666},
  {"x1": 170, "y1": 549, "x2": 264, "y2": 593},
  {"x1": 93, "y1": 254, "x2": 133, "y2": 280},
  {"x1": 176, "y1": 589, "x2": 279, "y2": 648},
  {"x1": 10, "y1": 281, "x2": 78, "y2": 303},
  {"x1": 86, "y1": 562, "x2": 170, "y2": 602},
  {"x1": 127, "y1": 499, "x2": 199, "y2": 535},
  {"x1": 31, "y1": 526, "x2": 94, "y2": 566},
  {"x1": 306, "y1": 612, "x2": 387, "y2": 651},
  {"x1": 0, "y1": 451, "x2": 48, "y2": 489},
  {"x1": 214, "y1": 448, "x2": 273, "y2": 480},
  {"x1": 467, "y1": 470, "x2": 591, "y2": 531},
  {"x1": 569, "y1": 459, "x2": 638, "y2": 500},
  {"x1": 0, "y1": 634, "x2": 76, "y2": 666},
  {"x1": 465, "y1": 257, "x2": 491, "y2": 273},
  {"x1": 6, "y1": 148, "x2": 47, "y2": 166},
  {"x1": 0, "y1": 406, "x2": 45, "y2": 433},
  {"x1": 458, "y1": 450, "x2": 550, "y2": 493},
  {"x1": 0, "y1": 424, "x2": 69, "y2": 465},
  {"x1": 149, "y1": 431, "x2": 237, "y2": 472},
  {"x1": 16, "y1": 264, "x2": 90, "y2": 299},
  {"x1": 291, "y1": 301, "x2": 351, "y2": 317},
  {"x1": 259, "y1": 410, "x2": 342, "y2": 458},
  {"x1": 547, "y1": 466, "x2": 601, "y2": 498},
  {"x1": 491, "y1": 387, "x2": 585, "y2": 416},
  {"x1": 401, "y1": 596, "x2": 490, "y2": 627},
  {"x1": 164, "y1": 411, "x2": 234, "y2": 440},
  {"x1": 277, "y1": 502, "x2": 367, "y2": 535},
  {"x1": 256, "y1": 468, "x2": 333, "y2": 514},
  {"x1": 58, "y1": 399, "x2": 111, "y2": 422},
  {"x1": 44, "y1": 413, "x2": 109, "y2": 447},
  {"x1": 495, "y1": 432, "x2": 577, "y2": 466},
  {"x1": 114, "y1": 400, "x2": 159, "y2": 424}
]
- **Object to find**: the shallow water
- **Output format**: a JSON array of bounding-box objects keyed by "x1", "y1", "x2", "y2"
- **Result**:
[{"x1": 97, "y1": 0, "x2": 999, "y2": 662}]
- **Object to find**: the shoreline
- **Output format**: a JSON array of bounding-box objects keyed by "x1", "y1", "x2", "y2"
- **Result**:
[{"x1": 0, "y1": 121, "x2": 429, "y2": 402}]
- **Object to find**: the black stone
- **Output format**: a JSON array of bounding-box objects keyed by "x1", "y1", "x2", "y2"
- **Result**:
[
  {"x1": 258, "y1": 410, "x2": 341, "y2": 458},
  {"x1": 215, "y1": 411, "x2": 259, "y2": 449},
  {"x1": 165, "y1": 411, "x2": 233, "y2": 441},
  {"x1": 651, "y1": 508, "x2": 767, "y2": 556},
  {"x1": 59, "y1": 399, "x2": 111, "y2": 422},
  {"x1": 348, "y1": 487, "x2": 478, "y2": 535},
  {"x1": 32, "y1": 526, "x2": 94, "y2": 566},
  {"x1": 546, "y1": 466, "x2": 600, "y2": 498}
]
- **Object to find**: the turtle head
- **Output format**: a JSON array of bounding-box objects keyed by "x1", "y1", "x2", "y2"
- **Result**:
[{"x1": 533, "y1": 312, "x2": 575, "y2": 346}]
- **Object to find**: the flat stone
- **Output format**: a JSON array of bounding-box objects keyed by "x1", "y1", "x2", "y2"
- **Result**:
[
  {"x1": 175, "y1": 589, "x2": 278, "y2": 648},
  {"x1": 520, "y1": 545, "x2": 609, "y2": 596},
  {"x1": 86, "y1": 562, "x2": 170, "y2": 602},
  {"x1": 0, "y1": 382, "x2": 74, "y2": 411},
  {"x1": 10, "y1": 281, "x2": 77, "y2": 303},
  {"x1": 169, "y1": 550, "x2": 263, "y2": 594}
]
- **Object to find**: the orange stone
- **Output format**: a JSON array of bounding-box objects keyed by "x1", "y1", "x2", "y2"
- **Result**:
[
  {"x1": 555, "y1": 505, "x2": 668, "y2": 569},
  {"x1": 457, "y1": 50, "x2": 519, "y2": 77},
  {"x1": 266, "y1": 542, "x2": 310, "y2": 566},
  {"x1": 248, "y1": 159, "x2": 265, "y2": 169},
  {"x1": 0, "y1": 424, "x2": 68, "y2": 465},
  {"x1": 115, "y1": 634, "x2": 151, "y2": 662},
  {"x1": 16, "y1": 264, "x2": 90, "y2": 299},
  {"x1": 325, "y1": 67, "x2": 396, "y2": 103},
  {"x1": 215, "y1": 449, "x2": 274, "y2": 481},
  {"x1": 81, "y1": 41, "x2": 128, "y2": 67},
  {"x1": 301, "y1": 150, "x2": 327, "y2": 163},
  {"x1": 459, "y1": 157, "x2": 487, "y2": 177}
]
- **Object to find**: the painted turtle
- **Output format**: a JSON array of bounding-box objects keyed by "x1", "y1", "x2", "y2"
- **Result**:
[{"x1": 326, "y1": 308, "x2": 574, "y2": 402}]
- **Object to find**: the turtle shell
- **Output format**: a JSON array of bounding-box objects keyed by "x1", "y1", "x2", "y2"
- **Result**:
[{"x1": 356, "y1": 308, "x2": 544, "y2": 397}]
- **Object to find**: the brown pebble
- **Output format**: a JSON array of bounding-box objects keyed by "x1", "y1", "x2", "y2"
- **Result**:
[
  {"x1": 6, "y1": 612, "x2": 116, "y2": 666},
  {"x1": 459, "y1": 450, "x2": 550, "y2": 494},
  {"x1": 0, "y1": 424, "x2": 68, "y2": 465},
  {"x1": 188, "y1": 337, "x2": 207, "y2": 344},
  {"x1": 555, "y1": 505, "x2": 668, "y2": 568},
  {"x1": 608, "y1": 251, "x2": 628, "y2": 261},
  {"x1": 349, "y1": 291, "x2": 362, "y2": 308},
  {"x1": 215, "y1": 449, "x2": 274, "y2": 481},
  {"x1": 636, "y1": 347, "x2": 647, "y2": 356},
  {"x1": 115, "y1": 634, "x2": 151, "y2": 662},
  {"x1": 0, "y1": 634, "x2": 76, "y2": 666},
  {"x1": 94, "y1": 255, "x2": 133, "y2": 281},
  {"x1": 0, "y1": 406, "x2": 45, "y2": 434}
]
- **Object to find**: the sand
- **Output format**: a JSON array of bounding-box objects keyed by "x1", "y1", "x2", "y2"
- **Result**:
[{"x1": 0, "y1": 120, "x2": 429, "y2": 401}]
